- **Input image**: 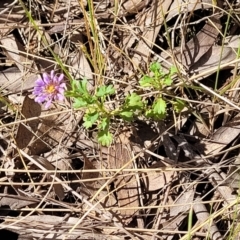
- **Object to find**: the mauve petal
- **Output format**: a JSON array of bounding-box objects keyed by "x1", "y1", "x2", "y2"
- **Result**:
[
  {"x1": 59, "y1": 83, "x2": 66, "y2": 89},
  {"x1": 56, "y1": 93, "x2": 64, "y2": 101},
  {"x1": 50, "y1": 70, "x2": 55, "y2": 80},
  {"x1": 33, "y1": 91, "x2": 41, "y2": 96},
  {"x1": 58, "y1": 74, "x2": 64, "y2": 82},
  {"x1": 33, "y1": 87, "x2": 39, "y2": 92},
  {"x1": 33, "y1": 91, "x2": 40, "y2": 96},
  {"x1": 54, "y1": 87, "x2": 59, "y2": 93},
  {"x1": 43, "y1": 73, "x2": 50, "y2": 84},
  {"x1": 53, "y1": 76, "x2": 58, "y2": 83},
  {"x1": 35, "y1": 78, "x2": 45, "y2": 86},
  {"x1": 45, "y1": 99, "x2": 52, "y2": 109},
  {"x1": 35, "y1": 95, "x2": 46, "y2": 103},
  {"x1": 55, "y1": 84, "x2": 65, "y2": 91},
  {"x1": 34, "y1": 86, "x2": 44, "y2": 91},
  {"x1": 51, "y1": 94, "x2": 56, "y2": 99},
  {"x1": 41, "y1": 93, "x2": 49, "y2": 99},
  {"x1": 57, "y1": 88, "x2": 65, "y2": 95},
  {"x1": 34, "y1": 98, "x2": 41, "y2": 103},
  {"x1": 34, "y1": 90, "x2": 45, "y2": 96}
]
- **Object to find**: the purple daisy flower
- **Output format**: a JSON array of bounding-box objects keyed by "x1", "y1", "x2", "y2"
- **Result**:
[{"x1": 33, "y1": 70, "x2": 66, "y2": 109}]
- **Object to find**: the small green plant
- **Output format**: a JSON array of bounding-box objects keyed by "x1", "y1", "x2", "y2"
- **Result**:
[
  {"x1": 34, "y1": 62, "x2": 186, "y2": 146},
  {"x1": 139, "y1": 62, "x2": 185, "y2": 119},
  {"x1": 65, "y1": 79, "x2": 144, "y2": 146}
]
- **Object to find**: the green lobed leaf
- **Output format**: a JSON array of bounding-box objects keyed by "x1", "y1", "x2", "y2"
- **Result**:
[
  {"x1": 170, "y1": 65, "x2": 177, "y2": 75},
  {"x1": 98, "y1": 117, "x2": 110, "y2": 130},
  {"x1": 118, "y1": 110, "x2": 134, "y2": 121},
  {"x1": 139, "y1": 76, "x2": 153, "y2": 87},
  {"x1": 64, "y1": 90, "x2": 76, "y2": 97},
  {"x1": 125, "y1": 93, "x2": 144, "y2": 109},
  {"x1": 151, "y1": 98, "x2": 167, "y2": 119},
  {"x1": 173, "y1": 99, "x2": 185, "y2": 113},
  {"x1": 154, "y1": 98, "x2": 166, "y2": 114},
  {"x1": 70, "y1": 78, "x2": 89, "y2": 95},
  {"x1": 163, "y1": 75, "x2": 173, "y2": 86},
  {"x1": 78, "y1": 78, "x2": 89, "y2": 94},
  {"x1": 97, "y1": 130, "x2": 113, "y2": 146},
  {"x1": 72, "y1": 98, "x2": 89, "y2": 108},
  {"x1": 145, "y1": 109, "x2": 166, "y2": 120},
  {"x1": 70, "y1": 79, "x2": 80, "y2": 92},
  {"x1": 96, "y1": 85, "x2": 115, "y2": 97},
  {"x1": 83, "y1": 111, "x2": 99, "y2": 128},
  {"x1": 150, "y1": 62, "x2": 161, "y2": 73},
  {"x1": 145, "y1": 109, "x2": 154, "y2": 118},
  {"x1": 106, "y1": 85, "x2": 115, "y2": 95}
]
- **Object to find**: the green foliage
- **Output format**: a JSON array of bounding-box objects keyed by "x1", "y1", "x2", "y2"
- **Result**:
[
  {"x1": 66, "y1": 62, "x2": 185, "y2": 146},
  {"x1": 118, "y1": 93, "x2": 144, "y2": 121},
  {"x1": 83, "y1": 110, "x2": 99, "y2": 128},
  {"x1": 65, "y1": 78, "x2": 116, "y2": 146},
  {"x1": 139, "y1": 63, "x2": 177, "y2": 90},
  {"x1": 97, "y1": 117, "x2": 112, "y2": 146},
  {"x1": 140, "y1": 62, "x2": 185, "y2": 120},
  {"x1": 66, "y1": 78, "x2": 145, "y2": 146},
  {"x1": 96, "y1": 85, "x2": 115, "y2": 98},
  {"x1": 173, "y1": 99, "x2": 186, "y2": 113},
  {"x1": 66, "y1": 78, "x2": 93, "y2": 108},
  {"x1": 153, "y1": 98, "x2": 167, "y2": 118},
  {"x1": 98, "y1": 130, "x2": 112, "y2": 146},
  {"x1": 145, "y1": 98, "x2": 166, "y2": 120}
]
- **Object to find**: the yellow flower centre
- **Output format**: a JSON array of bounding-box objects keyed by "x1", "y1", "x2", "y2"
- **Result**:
[{"x1": 45, "y1": 84, "x2": 55, "y2": 94}]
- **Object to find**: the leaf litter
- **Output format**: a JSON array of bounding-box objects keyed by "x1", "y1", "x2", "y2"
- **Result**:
[{"x1": 1, "y1": 0, "x2": 240, "y2": 239}]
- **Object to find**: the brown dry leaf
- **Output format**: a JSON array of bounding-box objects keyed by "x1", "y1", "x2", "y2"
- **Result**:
[
  {"x1": 161, "y1": 16, "x2": 221, "y2": 71},
  {"x1": 0, "y1": 33, "x2": 39, "y2": 98},
  {"x1": 15, "y1": 96, "x2": 41, "y2": 150},
  {"x1": 179, "y1": 17, "x2": 221, "y2": 69},
  {"x1": 0, "y1": 67, "x2": 38, "y2": 95},
  {"x1": 190, "y1": 45, "x2": 238, "y2": 73},
  {"x1": 161, "y1": 187, "x2": 195, "y2": 240},
  {"x1": 4, "y1": 215, "x2": 112, "y2": 239},
  {"x1": 124, "y1": 1, "x2": 171, "y2": 69},
  {"x1": 192, "y1": 197, "x2": 222, "y2": 240},
  {"x1": 122, "y1": 0, "x2": 149, "y2": 14},
  {"x1": 207, "y1": 169, "x2": 236, "y2": 205},
  {"x1": 74, "y1": 154, "x2": 115, "y2": 206},
  {"x1": 47, "y1": 19, "x2": 85, "y2": 35},
  {"x1": 166, "y1": 0, "x2": 212, "y2": 21},
  {"x1": 27, "y1": 105, "x2": 73, "y2": 156},
  {"x1": 44, "y1": 148, "x2": 71, "y2": 171},
  {"x1": 195, "y1": 113, "x2": 240, "y2": 157},
  {"x1": 32, "y1": 156, "x2": 65, "y2": 200},
  {"x1": 225, "y1": 35, "x2": 240, "y2": 48},
  {"x1": 188, "y1": 119, "x2": 210, "y2": 138},
  {"x1": 0, "y1": 34, "x2": 28, "y2": 72},
  {"x1": 0, "y1": 67, "x2": 22, "y2": 92},
  {"x1": 188, "y1": 109, "x2": 212, "y2": 138},
  {"x1": 0, "y1": 193, "x2": 38, "y2": 209},
  {"x1": 67, "y1": 47, "x2": 93, "y2": 81},
  {"x1": 67, "y1": 34, "x2": 93, "y2": 81},
  {"x1": 0, "y1": 1, "x2": 25, "y2": 36},
  {"x1": 142, "y1": 167, "x2": 174, "y2": 192},
  {"x1": 108, "y1": 143, "x2": 139, "y2": 218},
  {"x1": 224, "y1": 153, "x2": 240, "y2": 190},
  {"x1": 63, "y1": 147, "x2": 116, "y2": 206},
  {"x1": 81, "y1": 155, "x2": 99, "y2": 183}
]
